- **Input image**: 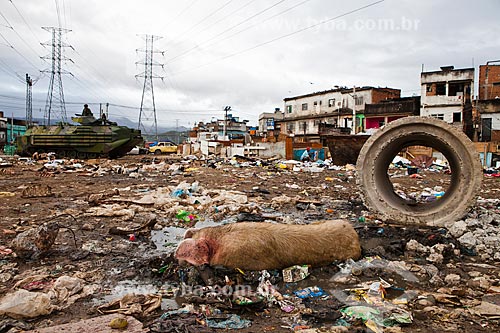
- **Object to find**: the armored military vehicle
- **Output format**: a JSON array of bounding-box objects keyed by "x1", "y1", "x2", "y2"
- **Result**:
[{"x1": 16, "y1": 115, "x2": 143, "y2": 159}]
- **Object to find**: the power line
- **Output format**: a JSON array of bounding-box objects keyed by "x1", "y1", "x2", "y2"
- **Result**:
[
  {"x1": 9, "y1": 0, "x2": 44, "y2": 45},
  {"x1": 69, "y1": 51, "x2": 117, "y2": 103},
  {"x1": 54, "y1": 0, "x2": 62, "y2": 28},
  {"x1": 0, "y1": 30, "x2": 41, "y2": 72},
  {"x1": 0, "y1": 93, "x2": 47, "y2": 103},
  {"x1": 165, "y1": 0, "x2": 313, "y2": 66},
  {"x1": 62, "y1": 0, "x2": 68, "y2": 30},
  {"x1": 0, "y1": 11, "x2": 13, "y2": 29},
  {"x1": 198, "y1": 0, "x2": 259, "y2": 34},
  {"x1": 171, "y1": 0, "x2": 385, "y2": 76},
  {"x1": 0, "y1": 9, "x2": 45, "y2": 68},
  {"x1": 0, "y1": 96, "x2": 225, "y2": 114},
  {"x1": 192, "y1": 0, "x2": 314, "y2": 59},
  {"x1": 0, "y1": 53, "x2": 25, "y2": 83},
  {"x1": 158, "y1": 0, "x2": 199, "y2": 32},
  {"x1": 167, "y1": 0, "x2": 287, "y2": 63},
  {"x1": 165, "y1": 0, "x2": 236, "y2": 48},
  {"x1": 109, "y1": 102, "x2": 223, "y2": 113},
  {"x1": 67, "y1": 75, "x2": 110, "y2": 105}
]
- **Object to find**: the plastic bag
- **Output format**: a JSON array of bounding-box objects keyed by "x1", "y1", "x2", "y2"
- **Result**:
[{"x1": 0, "y1": 289, "x2": 53, "y2": 319}]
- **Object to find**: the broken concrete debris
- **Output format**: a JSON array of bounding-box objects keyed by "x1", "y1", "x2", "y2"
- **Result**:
[{"x1": 0, "y1": 151, "x2": 499, "y2": 332}]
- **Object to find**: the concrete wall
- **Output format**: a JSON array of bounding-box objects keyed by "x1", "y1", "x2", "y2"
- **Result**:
[
  {"x1": 284, "y1": 91, "x2": 344, "y2": 118},
  {"x1": 226, "y1": 142, "x2": 285, "y2": 159},
  {"x1": 422, "y1": 95, "x2": 464, "y2": 106},
  {"x1": 185, "y1": 141, "x2": 286, "y2": 159},
  {"x1": 481, "y1": 113, "x2": 500, "y2": 130},
  {"x1": 283, "y1": 89, "x2": 381, "y2": 119},
  {"x1": 256, "y1": 141, "x2": 286, "y2": 158},
  {"x1": 421, "y1": 68, "x2": 474, "y2": 84},
  {"x1": 477, "y1": 99, "x2": 500, "y2": 114},
  {"x1": 421, "y1": 105, "x2": 462, "y2": 123}
]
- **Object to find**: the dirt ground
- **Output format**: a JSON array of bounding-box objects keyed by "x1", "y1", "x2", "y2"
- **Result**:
[{"x1": 1, "y1": 154, "x2": 499, "y2": 332}]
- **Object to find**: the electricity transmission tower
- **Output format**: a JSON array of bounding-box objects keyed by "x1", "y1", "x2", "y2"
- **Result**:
[
  {"x1": 136, "y1": 34, "x2": 164, "y2": 139},
  {"x1": 25, "y1": 74, "x2": 33, "y2": 127},
  {"x1": 42, "y1": 27, "x2": 73, "y2": 125}
]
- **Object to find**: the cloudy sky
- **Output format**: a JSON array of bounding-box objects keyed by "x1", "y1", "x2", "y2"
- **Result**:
[{"x1": 1, "y1": 0, "x2": 499, "y2": 132}]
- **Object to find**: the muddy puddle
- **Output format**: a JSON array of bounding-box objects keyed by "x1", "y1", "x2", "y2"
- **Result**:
[
  {"x1": 150, "y1": 218, "x2": 233, "y2": 251},
  {"x1": 92, "y1": 279, "x2": 180, "y2": 310}
]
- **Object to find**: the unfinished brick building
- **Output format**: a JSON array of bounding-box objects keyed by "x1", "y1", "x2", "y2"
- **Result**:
[{"x1": 479, "y1": 62, "x2": 500, "y2": 100}]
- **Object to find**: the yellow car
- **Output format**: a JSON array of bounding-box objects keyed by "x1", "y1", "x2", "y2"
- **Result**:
[{"x1": 149, "y1": 142, "x2": 177, "y2": 155}]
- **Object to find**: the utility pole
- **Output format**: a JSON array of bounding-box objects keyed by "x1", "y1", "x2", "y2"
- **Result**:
[
  {"x1": 25, "y1": 74, "x2": 33, "y2": 127},
  {"x1": 42, "y1": 27, "x2": 73, "y2": 125},
  {"x1": 10, "y1": 113, "x2": 14, "y2": 144},
  {"x1": 175, "y1": 118, "x2": 179, "y2": 144},
  {"x1": 223, "y1": 105, "x2": 231, "y2": 140},
  {"x1": 136, "y1": 34, "x2": 164, "y2": 140}
]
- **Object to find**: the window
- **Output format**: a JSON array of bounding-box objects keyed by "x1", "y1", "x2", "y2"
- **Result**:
[
  {"x1": 313, "y1": 120, "x2": 320, "y2": 126},
  {"x1": 453, "y1": 112, "x2": 461, "y2": 123},
  {"x1": 449, "y1": 82, "x2": 464, "y2": 96},
  {"x1": 287, "y1": 123, "x2": 294, "y2": 132},
  {"x1": 436, "y1": 83, "x2": 446, "y2": 95},
  {"x1": 286, "y1": 105, "x2": 292, "y2": 113},
  {"x1": 301, "y1": 103, "x2": 308, "y2": 111},
  {"x1": 328, "y1": 98, "x2": 335, "y2": 107},
  {"x1": 431, "y1": 114, "x2": 444, "y2": 120},
  {"x1": 301, "y1": 121, "x2": 308, "y2": 132},
  {"x1": 355, "y1": 96, "x2": 364, "y2": 105},
  {"x1": 313, "y1": 101, "x2": 318, "y2": 106},
  {"x1": 426, "y1": 84, "x2": 432, "y2": 92}
]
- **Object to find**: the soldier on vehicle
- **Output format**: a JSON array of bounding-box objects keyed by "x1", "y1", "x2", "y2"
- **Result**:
[{"x1": 82, "y1": 104, "x2": 93, "y2": 117}]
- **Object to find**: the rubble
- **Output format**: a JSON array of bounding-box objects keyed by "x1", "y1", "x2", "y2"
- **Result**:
[
  {"x1": 0, "y1": 154, "x2": 499, "y2": 332},
  {"x1": 0, "y1": 275, "x2": 98, "y2": 319}
]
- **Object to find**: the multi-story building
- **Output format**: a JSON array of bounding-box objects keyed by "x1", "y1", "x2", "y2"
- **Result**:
[
  {"x1": 420, "y1": 66, "x2": 474, "y2": 138},
  {"x1": 476, "y1": 99, "x2": 500, "y2": 142},
  {"x1": 364, "y1": 96, "x2": 421, "y2": 131},
  {"x1": 280, "y1": 86, "x2": 400, "y2": 141},
  {"x1": 477, "y1": 61, "x2": 500, "y2": 142},
  {"x1": 479, "y1": 61, "x2": 500, "y2": 100},
  {"x1": 189, "y1": 113, "x2": 249, "y2": 142},
  {"x1": 258, "y1": 108, "x2": 283, "y2": 139},
  {"x1": 0, "y1": 111, "x2": 7, "y2": 149},
  {"x1": 0, "y1": 113, "x2": 28, "y2": 153}
]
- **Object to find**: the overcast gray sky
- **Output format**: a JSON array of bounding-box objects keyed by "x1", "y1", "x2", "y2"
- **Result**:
[{"x1": 0, "y1": 0, "x2": 499, "y2": 131}]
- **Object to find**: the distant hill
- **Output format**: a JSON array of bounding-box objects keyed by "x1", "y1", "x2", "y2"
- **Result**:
[{"x1": 30, "y1": 116, "x2": 189, "y2": 134}]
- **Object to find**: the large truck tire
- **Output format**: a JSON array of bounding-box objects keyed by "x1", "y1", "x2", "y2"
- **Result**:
[{"x1": 356, "y1": 116, "x2": 482, "y2": 227}]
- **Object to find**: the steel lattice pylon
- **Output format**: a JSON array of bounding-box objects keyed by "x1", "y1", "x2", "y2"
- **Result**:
[
  {"x1": 25, "y1": 74, "x2": 33, "y2": 127},
  {"x1": 42, "y1": 27, "x2": 72, "y2": 125},
  {"x1": 136, "y1": 34, "x2": 164, "y2": 139}
]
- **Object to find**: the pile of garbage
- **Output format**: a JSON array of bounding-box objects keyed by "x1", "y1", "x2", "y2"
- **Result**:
[{"x1": 149, "y1": 257, "x2": 416, "y2": 332}]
